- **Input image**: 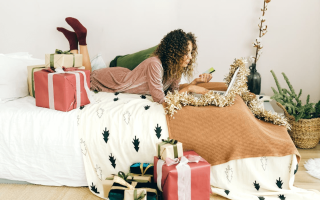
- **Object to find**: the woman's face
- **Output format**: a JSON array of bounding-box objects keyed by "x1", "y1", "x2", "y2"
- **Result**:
[{"x1": 181, "y1": 41, "x2": 193, "y2": 68}]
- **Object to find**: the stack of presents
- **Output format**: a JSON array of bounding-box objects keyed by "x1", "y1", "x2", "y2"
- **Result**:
[
  {"x1": 103, "y1": 138, "x2": 211, "y2": 200},
  {"x1": 27, "y1": 49, "x2": 93, "y2": 112}
]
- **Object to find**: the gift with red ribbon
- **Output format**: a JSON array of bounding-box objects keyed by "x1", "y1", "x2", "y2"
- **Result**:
[
  {"x1": 153, "y1": 150, "x2": 211, "y2": 200},
  {"x1": 34, "y1": 67, "x2": 94, "y2": 112}
]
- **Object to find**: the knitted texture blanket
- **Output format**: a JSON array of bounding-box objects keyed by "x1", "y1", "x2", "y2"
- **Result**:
[{"x1": 164, "y1": 82, "x2": 300, "y2": 166}]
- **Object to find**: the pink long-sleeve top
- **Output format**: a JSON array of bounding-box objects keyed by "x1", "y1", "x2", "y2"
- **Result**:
[{"x1": 90, "y1": 56, "x2": 180, "y2": 103}]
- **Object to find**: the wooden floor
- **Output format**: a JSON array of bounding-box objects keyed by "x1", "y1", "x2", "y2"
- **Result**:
[{"x1": 0, "y1": 144, "x2": 319, "y2": 200}]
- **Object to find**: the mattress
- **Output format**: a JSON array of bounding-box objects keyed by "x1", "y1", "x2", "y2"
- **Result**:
[{"x1": 0, "y1": 96, "x2": 87, "y2": 186}]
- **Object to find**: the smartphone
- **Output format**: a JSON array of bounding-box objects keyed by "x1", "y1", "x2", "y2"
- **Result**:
[{"x1": 203, "y1": 67, "x2": 215, "y2": 74}]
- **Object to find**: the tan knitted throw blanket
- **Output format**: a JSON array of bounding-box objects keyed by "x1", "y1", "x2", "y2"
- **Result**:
[{"x1": 164, "y1": 82, "x2": 300, "y2": 166}]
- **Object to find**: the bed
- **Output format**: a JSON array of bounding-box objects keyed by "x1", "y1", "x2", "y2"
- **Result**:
[
  {"x1": 2, "y1": 92, "x2": 318, "y2": 200},
  {"x1": 1, "y1": 54, "x2": 319, "y2": 199}
]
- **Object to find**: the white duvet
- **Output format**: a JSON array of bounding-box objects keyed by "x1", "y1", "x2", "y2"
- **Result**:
[{"x1": 0, "y1": 96, "x2": 87, "y2": 186}]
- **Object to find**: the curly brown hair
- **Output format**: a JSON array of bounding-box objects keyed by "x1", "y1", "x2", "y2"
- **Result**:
[{"x1": 151, "y1": 29, "x2": 198, "y2": 83}]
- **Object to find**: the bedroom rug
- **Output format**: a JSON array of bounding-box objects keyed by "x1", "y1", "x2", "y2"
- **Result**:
[
  {"x1": 0, "y1": 184, "x2": 223, "y2": 200},
  {"x1": 0, "y1": 178, "x2": 32, "y2": 185},
  {"x1": 305, "y1": 158, "x2": 320, "y2": 180},
  {"x1": 0, "y1": 184, "x2": 100, "y2": 200}
]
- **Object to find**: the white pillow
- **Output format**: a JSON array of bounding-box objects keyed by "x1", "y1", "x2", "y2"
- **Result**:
[
  {"x1": 91, "y1": 54, "x2": 107, "y2": 71},
  {"x1": 0, "y1": 52, "x2": 44, "y2": 102}
]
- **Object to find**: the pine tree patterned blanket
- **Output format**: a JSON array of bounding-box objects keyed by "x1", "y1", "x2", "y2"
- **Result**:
[{"x1": 78, "y1": 91, "x2": 169, "y2": 198}]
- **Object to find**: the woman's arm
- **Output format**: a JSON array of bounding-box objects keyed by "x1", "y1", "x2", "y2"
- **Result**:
[
  {"x1": 179, "y1": 84, "x2": 208, "y2": 94},
  {"x1": 146, "y1": 62, "x2": 166, "y2": 103}
]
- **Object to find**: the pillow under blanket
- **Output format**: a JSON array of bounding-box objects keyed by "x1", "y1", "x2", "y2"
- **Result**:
[{"x1": 109, "y1": 45, "x2": 157, "y2": 70}]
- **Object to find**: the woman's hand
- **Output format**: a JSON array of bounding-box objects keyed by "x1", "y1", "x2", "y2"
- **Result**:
[{"x1": 191, "y1": 73, "x2": 212, "y2": 85}]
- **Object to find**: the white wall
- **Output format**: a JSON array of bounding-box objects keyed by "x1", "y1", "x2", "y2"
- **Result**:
[{"x1": 1, "y1": 0, "x2": 319, "y2": 110}]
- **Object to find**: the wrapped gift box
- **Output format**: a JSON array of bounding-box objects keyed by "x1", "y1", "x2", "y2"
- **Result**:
[
  {"x1": 27, "y1": 65, "x2": 45, "y2": 97},
  {"x1": 156, "y1": 139, "x2": 183, "y2": 160},
  {"x1": 27, "y1": 65, "x2": 85, "y2": 97},
  {"x1": 34, "y1": 68, "x2": 91, "y2": 112},
  {"x1": 45, "y1": 53, "x2": 82, "y2": 68},
  {"x1": 130, "y1": 163, "x2": 153, "y2": 175},
  {"x1": 129, "y1": 162, "x2": 153, "y2": 183},
  {"x1": 108, "y1": 180, "x2": 158, "y2": 200},
  {"x1": 127, "y1": 175, "x2": 152, "y2": 183},
  {"x1": 154, "y1": 151, "x2": 211, "y2": 200},
  {"x1": 124, "y1": 189, "x2": 146, "y2": 200}
]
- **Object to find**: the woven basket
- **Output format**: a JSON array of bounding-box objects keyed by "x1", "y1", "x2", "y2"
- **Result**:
[{"x1": 277, "y1": 102, "x2": 320, "y2": 149}]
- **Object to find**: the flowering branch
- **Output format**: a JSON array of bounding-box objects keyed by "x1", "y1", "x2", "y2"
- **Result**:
[{"x1": 250, "y1": 0, "x2": 271, "y2": 64}]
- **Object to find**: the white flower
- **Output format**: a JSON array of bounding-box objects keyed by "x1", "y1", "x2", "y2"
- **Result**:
[
  {"x1": 241, "y1": 57, "x2": 248, "y2": 64},
  {"x1": 249, "y1": 56, "x2": 256, "y2": 63},
  {"x1": 256, "y1": 37, "x2": 262, "y2": 43}
]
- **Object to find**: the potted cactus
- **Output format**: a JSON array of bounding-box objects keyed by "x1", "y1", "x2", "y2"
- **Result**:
[{"x1": 270, "y1": 70, "x2": 320, "y2": 149}]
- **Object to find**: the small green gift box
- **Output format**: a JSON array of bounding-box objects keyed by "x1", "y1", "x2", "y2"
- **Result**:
[
  {"x1": 156, "y1": 137, "x2": 183, "y2": 160},
  {"x1": 45, "y1": 49, "x2": 82, "y2": 69}
]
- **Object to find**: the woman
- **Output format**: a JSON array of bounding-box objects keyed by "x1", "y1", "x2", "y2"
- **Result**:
[{"x1": 57, "y1": 17, "x2": 212, "y2": 103}]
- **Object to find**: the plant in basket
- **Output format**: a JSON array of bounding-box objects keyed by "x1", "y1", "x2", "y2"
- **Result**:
[{"x1": 270, "y1": 70, "x2": 320, "y2": 149}]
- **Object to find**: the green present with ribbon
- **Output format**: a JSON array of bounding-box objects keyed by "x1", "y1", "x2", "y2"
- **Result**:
[
  {"x1": 156, "y1": 137, "x2": 183, "y2": 160},
  {"x1": 45, "y1": 49, "x2": 82, "y2": 69},
  {"x1": 27, "y1": 64, "x2": 45, "y2": 97},
  {"x1": 105, "y1": 171, "x2": 158, "y2": 200}
]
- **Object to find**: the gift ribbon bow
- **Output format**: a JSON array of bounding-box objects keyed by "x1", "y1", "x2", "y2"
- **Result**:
[
  {"x1": 130, "y1": 163, "x2": 153, "y2": 177},
  {"x1": 134, "y1": 190, "x2": 146, "y2": 200},
  {"x1": 165, "y1": 155, "x2": 205, "y2": 166},
  {"x1": 162, "y1": 137, "x2": 178, "y2": 145},
  {"x1": 50, "y1": 49, "x2": 76, "y2": 69},
  {"x1": 158, "y1": 137, "x2": 179, "y2": 159},
  {"x1": 46, "y1": 67, "x2": 94, "y2": 110},
  {"x1": 103, "y1": 172, "x2": 136, "y2": 198},
  {"x1": 55, "y1": 49, "x2": 73, "y2": 54},
  {"x1": 165, "y1": 158, "x2": 180, "y2": 166},
  {"x1": 139, "y1": 163, "x2": 153, "y2": 176},
  {"x1": 113, "y1": 175, "x2": 135, "y2": 190},
  {"x1": 118, "y1": 171, "x2": 134, "y2": 182}
]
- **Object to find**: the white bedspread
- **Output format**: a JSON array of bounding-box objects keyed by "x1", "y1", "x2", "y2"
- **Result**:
[
  {"x1": 0, "y1": 96, "x2": 87, "y2": 186},
  {"x1": 211, "y1": 154, "x2": 320, "y2": 200}
]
